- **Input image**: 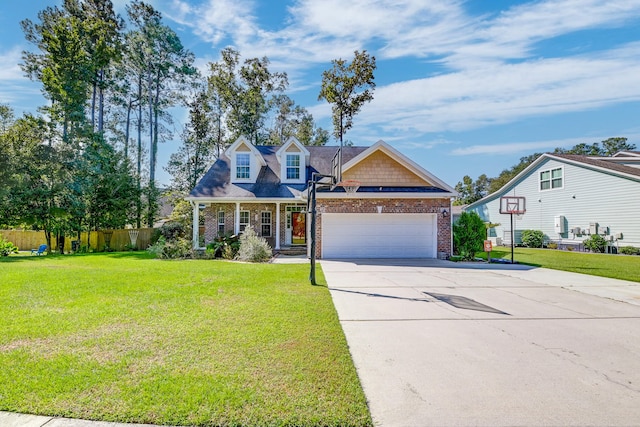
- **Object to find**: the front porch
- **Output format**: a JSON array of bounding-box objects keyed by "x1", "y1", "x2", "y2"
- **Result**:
[{"x1": 192, "y1": 201, "x2": 307, "y2": 251}]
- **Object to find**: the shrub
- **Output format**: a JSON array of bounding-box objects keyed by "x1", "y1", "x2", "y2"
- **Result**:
[
  {"x1": 583, "y1": 234, "x2": 607, "y2": 253},
  {"x1": 159, "y1": 222, "x2": 187, "y2": 241},
  {"x1": 619, "y1": 246, "x2": 640, "y2": 255},
  {"x1": 206, "y1": 233, "x2": 240, "y2": 259},
  {"x1": 236, "y1": 227, "x2": 272, "y2": 263},
  {"x1": 0, "y1": 234, "x2": 18, "y2": 256},
  {"x1": 547, "y1": 243, "x2": 558, "y2": 250},
  {"x1": 453, "y1": 211, "x2": 486, "y2": 260},
  {"x1": 521, "y1": 230, "x2": 544, "y2": 248},
  {"x1": 147, "y1": 236, "x2": 193, "y2": 259}
]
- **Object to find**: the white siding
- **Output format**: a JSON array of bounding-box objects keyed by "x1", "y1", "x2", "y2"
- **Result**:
[{"x1": 468, "y1": 158, "x2": 640, "y2": 248}]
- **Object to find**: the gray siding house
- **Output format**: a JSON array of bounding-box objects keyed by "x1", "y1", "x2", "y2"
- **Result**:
[{"x1": 465, "y1": 152, "x2": 640, "y2": 249}]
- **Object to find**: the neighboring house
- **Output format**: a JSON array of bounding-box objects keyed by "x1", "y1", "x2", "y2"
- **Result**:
[
  {"x1": 465, "y1": 152, "x2": 640, "y2": 248},
  {"x1": 186, "y1": 136, "x2": 457, "y2": 259},
  {"x1": 452, "y1": 204, "x2": 466, "y2": 223}
]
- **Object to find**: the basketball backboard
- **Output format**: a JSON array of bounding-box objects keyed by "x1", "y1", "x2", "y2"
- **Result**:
[{"x1": 499, "y1": 196, "x2": 526, "y2": 214}]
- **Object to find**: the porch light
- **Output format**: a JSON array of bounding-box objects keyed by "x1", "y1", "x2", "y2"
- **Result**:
[{"x1": 441, "y1": 208, "x2": 449, "y2": 217}]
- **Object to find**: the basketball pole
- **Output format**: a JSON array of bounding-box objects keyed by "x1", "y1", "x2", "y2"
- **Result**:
[
  {"x1": 308, "y1": 172, "x2": 333, "y2": 286},
  {"x1": 510, "y1": 213, "x2": 514, "y2": 264}
]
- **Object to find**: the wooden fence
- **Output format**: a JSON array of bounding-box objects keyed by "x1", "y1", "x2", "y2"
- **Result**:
[{"x1": 0, "y1": 228, "x2": 155, "y2": 252}]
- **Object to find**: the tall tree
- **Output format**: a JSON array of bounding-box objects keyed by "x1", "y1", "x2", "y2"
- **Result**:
[
  {"x1": 165, "y1": 90, "x2": 217, "y2": 193},
  {"x1": 268, "y1": 94, "x2": 328, "y2": 146},
  {"x1": 0, "y1": 103, "x2": 14, "y2": 134},
  {"x1": 21, "y1": 2, "x2": 93, "y2": 144},
  {"x1": 1, "y1": 114, "x2": 72, "y2": 252},
  {"x1": 600, "y1": 137, "x2": 635, "y2": 156},
  {"x1": 318, "y1": 50, "x2": 376, "y2": 145},
  {"x1": 207, "y1": 47, "x2": 288, "y2": 147},
  {"x1": 67, "y1": 0, "x2": 123, "y2": 134},
  {"x1": 126, "y1": 0, "x2": 197, "y2": 226}
]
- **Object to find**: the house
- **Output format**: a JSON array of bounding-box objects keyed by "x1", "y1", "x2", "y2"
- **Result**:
[
  {"x1": 465, "y1": 152, "x2": 640, "y2": 249},
  {"x1": 186, "y1": 136, "x2": 457, "y2": 259}
]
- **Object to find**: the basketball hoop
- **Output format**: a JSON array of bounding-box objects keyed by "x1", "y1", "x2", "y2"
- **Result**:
[
  {"x1": 499, "y1": 196, "x2": 526, "y2": 215},
  {"x1": 337, "y1": 179, "x2": 361, "y2": 194}
]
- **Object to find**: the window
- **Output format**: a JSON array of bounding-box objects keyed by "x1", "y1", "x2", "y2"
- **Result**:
[
  {"x1": 217, "y1": 211, "x2": 225, "y2": 235},
  {"x1": 239, "y1": 210, "x2": 250, "y2": 232},
  {"x1": 236, "y1": 153, "x2": 250, "y2": 179},
  {"x1": 286, "y1": 154, "x2": 300, "y2": 180},
  {"x1": 261, "y1": 211, "x2": 272, "y2": 237},
  {"x1": 540, "y1": 167, "x2": 563, "y2": 191}
]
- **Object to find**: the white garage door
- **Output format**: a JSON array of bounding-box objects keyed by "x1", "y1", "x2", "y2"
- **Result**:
[{"x1": 322, "y1": 213, "x2": 437, "y2": 258}]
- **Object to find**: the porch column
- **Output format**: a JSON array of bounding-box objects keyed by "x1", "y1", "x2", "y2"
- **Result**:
[
  {"x1": 275, "y1": 202, "x2": 281, "y2": 250},
  {"x1": 235, "y1": 202, "x2": 240, "y2": 234},
  {"x1": 192, "y1": 201, "x2": 199, "y2": 249}
]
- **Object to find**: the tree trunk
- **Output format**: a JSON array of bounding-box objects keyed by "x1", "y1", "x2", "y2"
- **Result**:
[
  {"x1": 91, "y1": 81, "x2": 97, "y2": 131},
  {"x1": 136, "y1": 75, "x2": 143, "y2": 229},
  {"x1": 98, "y1": 69, "x2": 104, "y2": 134},
  {"x1": 124, "y1": 98, "x2": 132, "y2": 160},
  {"x1": 57, "y1": 233, "x2": 65, "y2": 255},
  {"x1": 45, "y1": 230, "x2": 52, "y2": 255}
]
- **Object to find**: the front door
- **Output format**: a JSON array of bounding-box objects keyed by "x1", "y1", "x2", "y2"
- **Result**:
[
  {"x1": 292, "y1": 212, "x2": 306, "y2": 245},
  {"x1": 285, "y1": 206, "x2": 306, "y2": 245}
]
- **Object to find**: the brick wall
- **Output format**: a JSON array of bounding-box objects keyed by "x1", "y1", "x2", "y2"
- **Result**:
[
  {"x1": 314, "y1": 198, "x2": 452, "y2": 258},
  {"x1": 203, "y1": 202, "x2": 301, "y2": 249}
]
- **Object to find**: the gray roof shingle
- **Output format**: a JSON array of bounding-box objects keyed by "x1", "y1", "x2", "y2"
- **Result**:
[
  {"x1": 189, "y1": 145, "x2": 368, "y2": 199},
  {"x1": 550, "y1": 153, "x2": 640, "y2": 179}
]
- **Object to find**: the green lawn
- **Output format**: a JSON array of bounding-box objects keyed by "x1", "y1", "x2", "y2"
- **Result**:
[
  {"x1": 480, "y1": 246, "x2": 640, "y2": 282},
  {"x1": 0, "y1": 252, "x2": 371, "y2": 426}
]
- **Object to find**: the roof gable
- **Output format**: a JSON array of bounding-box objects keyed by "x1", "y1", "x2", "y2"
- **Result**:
[
  {"x1": 275, "y1": 137, "x2": 310, "y2": 161},
  {"x1": 224, "y1": 136, "x2": 266, "y2": 166},
  {"x1": 612, "y1": 151, "x2": 640, "y2": 158},
  {"x1": 342, "y1": 140, "x2": 456, "y2": 192}
]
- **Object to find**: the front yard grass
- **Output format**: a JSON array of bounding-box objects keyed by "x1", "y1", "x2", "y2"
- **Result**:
[
  {"x1": 0, "y1": 252, "x2": 371, "y2": 426},
  {"x1": 480, "y1": 246, "x2": 640, "y2": 282}
]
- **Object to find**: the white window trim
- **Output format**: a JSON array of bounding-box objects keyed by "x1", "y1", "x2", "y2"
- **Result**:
[
  {"x1": 235, "y1": 153, "x2": 251, "y2": 180},
  {"x1": 260, "y1": 211, "x2": 272, "y2": 237},
  {"x1": 538, "y1": 166, "x2": 564, "y2": 192},
  {"x1": 239, "y1": 210, "x2": 250, "y2": 232},
  {"x1": 217, "y1": 211, "x2": 225, "y2": 235},
  {"x1": 285, "y1": 153, "x2": 301, "y2": 181}
]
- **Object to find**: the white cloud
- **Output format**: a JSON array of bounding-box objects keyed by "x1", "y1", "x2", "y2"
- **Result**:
[
  {"x1": 450, "y1": 138, "x2": 586, "y2": 156},
  {"x1": 163, "y1": 0, "x2": 640, "y2": 143},
  {"x1": 450, "y1": 133, "x2": 640, "y2": 156},
  {"x1": 356, "y1": 43, "x2": 640, "y2": 134},
  {"x1": 0, "y1": 48, "x2": 24, "y2": 81}
]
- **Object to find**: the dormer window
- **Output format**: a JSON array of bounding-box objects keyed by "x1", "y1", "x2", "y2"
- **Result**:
[
  {"x1": 236, "y1": 153, "x2": 250, "y2": 179},
  {"x1": 276, "y1": 137, "x2": 309, "y2": 184},
  {"x1": 286, "y1": 154, "x2": 301, "y2": 180}
]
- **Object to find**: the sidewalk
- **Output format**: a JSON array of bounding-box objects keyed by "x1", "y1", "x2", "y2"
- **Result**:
[{"x1": 0, "y1": 411, "x2": 166, "y2": 427}]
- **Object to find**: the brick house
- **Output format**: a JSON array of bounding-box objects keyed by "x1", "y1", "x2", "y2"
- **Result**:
[{"x1": 186, "y1": 136, "x2": 457, "y2": 259}]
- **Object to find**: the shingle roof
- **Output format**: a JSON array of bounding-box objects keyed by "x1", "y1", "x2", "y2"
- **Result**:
[
  {"x1": 189, "y1": 145, "x2": 368, "y2": 199},
  {"x1": 550, "y1": 153, "x2": 640, "y2": 179}
]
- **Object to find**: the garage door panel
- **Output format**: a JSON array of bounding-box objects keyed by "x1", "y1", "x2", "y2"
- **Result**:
[{"x1": 322, "y1": 213, "x2": 437, "y2": 258}]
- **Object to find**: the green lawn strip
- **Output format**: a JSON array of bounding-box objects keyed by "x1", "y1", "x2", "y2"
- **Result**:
[
  {"x1": 480, "y1": 246, "x2": 640, "y2": 282},
  {"x1": 0, "y1": 253, "x2": 372, "y2": 426}
]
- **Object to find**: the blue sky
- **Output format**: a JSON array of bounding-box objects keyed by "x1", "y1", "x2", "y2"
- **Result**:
[{"x1": 1, "y1": 0, "x2": 640, "y2": 188}]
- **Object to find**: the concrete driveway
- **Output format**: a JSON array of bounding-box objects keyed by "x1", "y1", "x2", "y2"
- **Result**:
[{"x1": 321, "y1": 259, "x2": 640, "y2": 427}]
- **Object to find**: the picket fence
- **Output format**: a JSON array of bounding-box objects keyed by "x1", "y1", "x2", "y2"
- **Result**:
[{"x1": 0, "y1": 228, "x2": 155, "y2": 253}]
